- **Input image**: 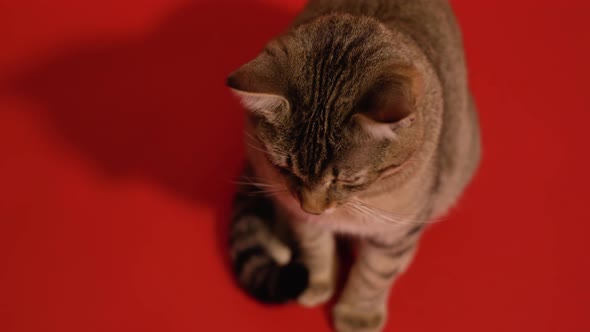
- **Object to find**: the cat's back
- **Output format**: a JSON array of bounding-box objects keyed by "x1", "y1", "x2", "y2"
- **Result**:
[{"x1": 294, "y1": 0, "x2": 463, "y2": 73}]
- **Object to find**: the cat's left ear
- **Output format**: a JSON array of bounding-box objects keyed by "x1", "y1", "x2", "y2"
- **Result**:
[
  {"x1": 353, "y1": 66, "x2": 424, "y2": 140},
  {"x1": 226, "y1": 53, "x2": 289, "y2": 121}
]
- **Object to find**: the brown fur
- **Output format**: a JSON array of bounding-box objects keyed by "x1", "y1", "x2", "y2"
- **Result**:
[{"x1": 227, "y1": 1, "x2": 481, "y2": 331}]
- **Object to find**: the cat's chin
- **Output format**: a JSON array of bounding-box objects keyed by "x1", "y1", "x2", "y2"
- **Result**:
[{"x1": 299, "y1": 207, "x2": 337, "y2": 221}]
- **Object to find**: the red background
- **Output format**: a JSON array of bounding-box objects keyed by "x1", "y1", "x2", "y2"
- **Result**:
[{"x1": 1, "y1": 0, "x2": 589, "y2": 331}]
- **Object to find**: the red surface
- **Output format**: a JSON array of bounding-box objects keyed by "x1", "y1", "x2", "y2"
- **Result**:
[{"x1": 1, "y1": 1, "x2": 589, "y2": 331}]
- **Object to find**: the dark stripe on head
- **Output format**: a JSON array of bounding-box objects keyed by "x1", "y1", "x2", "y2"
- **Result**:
[{"x1": 285, "y1": 16, "x2": 392, "y2": 181}]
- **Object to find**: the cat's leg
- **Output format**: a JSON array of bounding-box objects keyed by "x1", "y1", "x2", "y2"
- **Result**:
[
  {"x1": 333, "y1": 225, "x2": 424, "y2": 332},
  {"x1": 292, "y1": 221, "x2": 337, "y2": 307}
]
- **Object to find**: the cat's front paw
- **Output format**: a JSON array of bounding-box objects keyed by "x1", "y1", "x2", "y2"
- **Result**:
[
  {"x1": 332, "y1": 302, "x2": 386, "y2": 332},
  {"x1": 297, "y1": 281, "x2": 334, "y2": 307}
]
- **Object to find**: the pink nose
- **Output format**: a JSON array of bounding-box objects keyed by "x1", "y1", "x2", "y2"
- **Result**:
[
  {"x1": 300, "y1": 200, "x2": 324, "y2": 215},
  {"x1": 299, "y1": 187, "x2": 333, "y2": 215}
]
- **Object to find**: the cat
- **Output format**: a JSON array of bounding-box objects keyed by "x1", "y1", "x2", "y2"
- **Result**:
[{"x1": 226, "y1": 0, "x2": 481, "y2": 331}]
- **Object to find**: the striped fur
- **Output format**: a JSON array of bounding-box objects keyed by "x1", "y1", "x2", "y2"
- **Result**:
[
  {"x1": 229, "y1": 179, "x2": 309, "y2": 303},
  {"x1": 227, "y1": 1, "x2": 481, "y2": 330}
]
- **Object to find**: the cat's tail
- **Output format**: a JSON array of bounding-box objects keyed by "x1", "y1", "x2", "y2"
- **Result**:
[{"x1": 229, "y1": 192, "x2": 308, "y2": 303}]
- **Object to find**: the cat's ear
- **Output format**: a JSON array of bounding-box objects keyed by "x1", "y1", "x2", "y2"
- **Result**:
[
  {"x1": 353, "y1": 66, "x2": 423, "y2": 140},
  {"x1": 226, "y1": 54, "x2": 289, "y2": 121}
]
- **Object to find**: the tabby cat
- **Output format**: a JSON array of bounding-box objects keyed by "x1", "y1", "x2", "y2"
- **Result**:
[{"x1": 226, "y1": 0, "x2": 481, "y2": 331}]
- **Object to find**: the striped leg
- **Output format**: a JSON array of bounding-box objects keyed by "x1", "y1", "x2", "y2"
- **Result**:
[
  {"x1": 333, "y1": 226, "x2": 423, "y2": 332},
  {"x1": 293, "y1": 221, "x2": 337, "y2": 307}
]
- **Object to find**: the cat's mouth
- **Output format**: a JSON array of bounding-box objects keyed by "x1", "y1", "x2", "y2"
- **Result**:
[
  {"x1": 300, "y1": 204, "x2": 336, "y2": 216},
  {"x1": 298, "y1": 197, "x2": 336, "y2": 216}
]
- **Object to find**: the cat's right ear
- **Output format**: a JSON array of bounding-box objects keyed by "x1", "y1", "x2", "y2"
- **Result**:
[
  {"x1": 352, "y1": 65, "x2": 423, "y2": 141},
  {"x1": 226, "y1": 54, "x2": 289, "y2": 121}
]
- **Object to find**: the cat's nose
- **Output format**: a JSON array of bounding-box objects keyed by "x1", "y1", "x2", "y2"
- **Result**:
[
  {"x1": 299, "y1": 187, "x2": 333, "y2": 215},
  {"x1": 300, "y1": 201, "x2": 324, "y2": 215}
]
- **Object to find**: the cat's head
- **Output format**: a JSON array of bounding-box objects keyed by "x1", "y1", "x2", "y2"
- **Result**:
[{"x1": 227, "y1": 14, "x2": 425, "y2": 215}]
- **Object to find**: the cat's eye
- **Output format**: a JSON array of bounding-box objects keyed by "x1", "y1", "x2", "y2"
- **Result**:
[
  {"x1": 275, "y1": 165, "x2": 303, "y2": 184},
  {"x1": 337, "y1": 176, "x2": 367, "y2": 191},
  {"x1": 341, "y1": 176, "x2": 361, "y2": 183},
  {"x1": 265, "y1": 155, "x2": 289, "y2": 173},
  {"x1": 341, "y1": 183, "x2": 366, "y2": 191},
  {"x1": 337, "y1": 176, "x2": 363, "y2": 185},
  {"x1": 277, "y1": 166, "x2": 293, "y2": 176}
]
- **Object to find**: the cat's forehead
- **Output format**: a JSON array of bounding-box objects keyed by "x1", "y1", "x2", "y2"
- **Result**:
[
  {"x1": 257, "y1": 15, "x2": 394, "y2": 181},
  {"x1": 274, "y1": 16, "x2": 394, "y2": 127},
  {"x1": 276, "y1": 133, "x2": 364, "y2": 177},
  {"x1": 289, "y1": 131, "x2": 338, "y2": 182},
  {"x1": 288, "y1": 16, "x2": 391, "y2": 85}
]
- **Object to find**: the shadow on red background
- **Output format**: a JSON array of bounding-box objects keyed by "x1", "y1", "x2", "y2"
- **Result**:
[
  {"x1": 10, "y1": 1, "x2": 295, "y2": 259},
  {"x1": 11, "y1": 1, "x2": 293, "y2": 204},
  {"x1": 1, "y1": 2, "x2": 330, "y2": 331}
]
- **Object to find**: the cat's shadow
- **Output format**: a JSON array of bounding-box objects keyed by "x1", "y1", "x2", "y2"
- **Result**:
[
  {"x1": 9, "y1": 2, "x2": 352, "y2": 325},
  {"x1": 10, "y1": 1, "x2": 295, "y2": 263}
]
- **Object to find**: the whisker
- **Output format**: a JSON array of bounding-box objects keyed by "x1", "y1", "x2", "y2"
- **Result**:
[
  {"x1": 245, "y1": 141, "x2": 272, "y2": 155},
  {"x1": 353, "y1": 199, "x2": 408, "y2": 220},
  {"x1": 247, "y1": 189, "x2": 289, "y2": 195},
  {"x1": 243, "y1": 131, "x2": 288, "y2": 158},
  {"x1": 230, "y1": 175, "x2": 289, "y2": 197},
  {"x1": 242, "y1": 131, "x2": 259, "y2": 143},
  {"x1": 347, "y1": 199, "x2": 436, "y2": 225},
  {"x1": 345, "y1": 204, "x2": 383, "y2": 226},
  {"x1": 241, "y1": 176, "x2": 288, "y2": 188},
  {"x1": 231, "y1": 181, "x2": 276, "y2": 188},
  {"x1": 246, "y1": 190, "x2": 289, "y2": 198}
]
